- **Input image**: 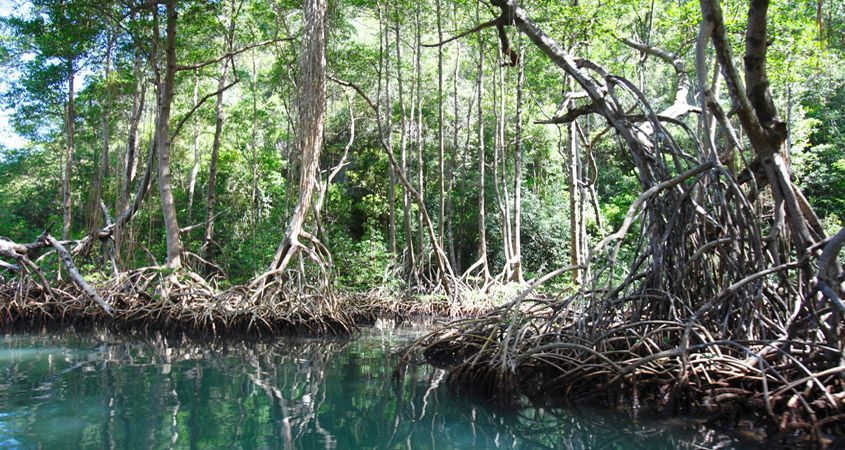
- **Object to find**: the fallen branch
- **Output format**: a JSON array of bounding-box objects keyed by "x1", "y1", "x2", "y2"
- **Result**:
[{"x1": 45, "y1": 235, "x2": 112, "y2": 316}]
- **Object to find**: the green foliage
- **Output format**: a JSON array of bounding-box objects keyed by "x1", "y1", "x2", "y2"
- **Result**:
[
  {"x1": 0, "y1": 0, "x2": 843, "y2": 293},
  {"x1": 332, "y1": 229, "x2": 400, "y2": 291}
]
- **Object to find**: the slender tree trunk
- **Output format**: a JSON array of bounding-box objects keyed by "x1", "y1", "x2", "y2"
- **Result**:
[
  {"x1": 87, "y1": 35, "x2": 115, "y2": 236},
  {"x1": 472, "y1": 3, "x2": 491, "y2": 281},
  {"x1": 121, "y1": 48, "x2": 145, "y2": 211},
  {"x1": 156, "y1": 0, "x2": 184, "y2": 269},
  {"x1": 407, "y1": 8, "x2": 418, "y2": 277},
  {"x1": 457, "y1": 78, "x2": 476, "y2": 274},
  {"x1": 446, "y1": 29, "x2": 461, "y2": 271},
  {"x1": 511, "y1": 43, "x2": 525, "y2": 282},
  {"x1": 568, "y1": 120, "x2": 581, "y2": 283},
  {"x1": 203, "y1": 0, "x2": 237, "y2": 268},
  {"x1": 492, "y1": 49, "x2": 511, "y2": 279},
  {"x1": 96, "y1": 35, "x2": 116, "y2": 265},
  {"x1": 186, "y1": 69, "x2": 200, "y2": 224},
  {"x1": 382, "y1": 0, "x2": 397, "y2": 257},
  {"x1": 63, "y1": 58, "x2": 75, "y2": 241},
  {"x1": 101, "y1": 34, "x2": 113, "y2": 181},
  {"x1": 116, "y1": 48, "x2": 146, "y2": 267},
  {"x1": 436, "y1": 0, "x2": 445, "y2": 250},
  {"x1": 267, "y1": 0, "x2": 327, "y2": 274},
  {"x1": 250, "y1": 48, "x2": 259, "y2": 242},
  {"x1": 395, "y1": 6, "x2": 415, "y2": 276},
  {"x1": 499, "y1": 46, "x2": 513, "y2": 277},
  {"x1": 414, "y1": 3, "x2": 424, "y2": 268}
]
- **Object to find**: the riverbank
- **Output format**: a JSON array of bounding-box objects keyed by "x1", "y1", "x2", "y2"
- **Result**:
[{"x1": 0, "y1": 271, "x2": 506, "y2": 337}]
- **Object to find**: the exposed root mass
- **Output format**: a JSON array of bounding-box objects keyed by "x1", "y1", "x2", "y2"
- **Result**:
[
  {"x1": 0, "y1": 270, "x2": 508, "y2": 336},
  {"x1": 1, "y1": 268, "x2": 354, "y2": 336}
]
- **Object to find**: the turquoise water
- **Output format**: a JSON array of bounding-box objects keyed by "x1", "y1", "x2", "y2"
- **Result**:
[{"x1": 0, "y1": 324, "x2": 753, "y2": 449}]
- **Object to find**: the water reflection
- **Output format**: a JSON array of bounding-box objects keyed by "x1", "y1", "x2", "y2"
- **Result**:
[{"x1": 0, "y1": 326, "x2": 752, "y2": 449}]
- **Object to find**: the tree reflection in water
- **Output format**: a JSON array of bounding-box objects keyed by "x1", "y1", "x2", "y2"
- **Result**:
[{"x1": 0, "y1": 326, "x2": 751, "y2": 449}]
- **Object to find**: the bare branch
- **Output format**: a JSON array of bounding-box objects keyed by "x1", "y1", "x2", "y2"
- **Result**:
[
  {"x1": 175, "y1": 37, "x2": 295, "y2": 71},
  {"x1": 619, "y1": 37, "x2": 684, "y2": 73},
  {"x1": 170, "y1": 80, "x2": 240, "y2": 140},
  {"x1": 534, "y1": 103, "x2": 597, "y2": 124},
  {"x1": 422, "y1": 18, "x2": 500, "y2": 48}
]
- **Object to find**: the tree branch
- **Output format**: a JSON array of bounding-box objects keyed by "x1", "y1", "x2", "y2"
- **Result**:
[
  {"x1": 618, "y1": 37, "x2": 683, "y2": 73},
  {"x1": 534, "y1": 103, "x2": 597, "y2": 124},
  {"x1": 422, "y1": 18, "x2": 500, "y2": 47},
  {"x1": 170, "y1": 80, "x2": 240, "y2": 140},
  {"x1": 175, "y1": 37, "x2": 294, "y2": 71}
]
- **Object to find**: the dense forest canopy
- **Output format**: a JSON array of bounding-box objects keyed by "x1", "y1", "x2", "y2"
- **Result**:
[{"x1": 0, "y1": 0, "x2": 841, "y2": 287}]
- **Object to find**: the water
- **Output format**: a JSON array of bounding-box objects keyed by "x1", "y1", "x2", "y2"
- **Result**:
[{"x1": 0, "y1": 324, "x2": 755, "y2": 449}]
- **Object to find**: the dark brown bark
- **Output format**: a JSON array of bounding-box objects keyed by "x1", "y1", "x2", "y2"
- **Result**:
[{"x1": 568, "y1": 121, "x2": 581, "y2": 283}]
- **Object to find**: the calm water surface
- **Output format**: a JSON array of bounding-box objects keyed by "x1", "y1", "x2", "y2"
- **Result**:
[{"x1": 0, "y1": 323, "x2": 754, "y2": 449}]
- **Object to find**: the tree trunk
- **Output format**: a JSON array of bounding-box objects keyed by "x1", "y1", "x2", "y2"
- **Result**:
[
  {"x1": 101, "y1": 34, "x2": 114, "y2": 181},
  {"x1": 186, "y1": 69, "x2": 200, "y2": 224},
  {"x1": 436, "y1": 0, "x2": 445, "y2": 250},
  {"x1": 394, "y1": 6, "x2": 415, "y2": 276},
  {"x1": 121, "y1": 46, "x2": 146, "y2": 212},
  {"x1": 446, "y1": 25, "x2": 461, "y2": 271},
  {"x1": 471, "y1": 3, "x2": 491, "y2": 281},
  {"x1": 203, "y1": 0, "x2": 237, "y2": 268},
  {"x1": 250, "y1": 48, "x2": 259, "y2": 243},
  {"x1": 62, "y1": 58, "x2": 75, "y2": 241},
  {"x1": 492, "y1": 48, "x2": 512, "y2": 280},
  {"x1": 414, "y1": 3, "x2": 424, "y2": 269},
  {"x1": 511, "y1": 43, "x2": 525, "y2": 282},
  {"x1": 457, "y1": 77, "x2": 476, "y2": 275},
  {"x1": 383, "y1": 1, "x2": 397, "y2": 257},
  {"x1": 701, "y1": 0, "x2": 818, "y2": 257},
  {"x1": 568, "y1": 120, "x2": 581, "y2": 283},
  {"x1": 87, "y1": 35, "x2": 114, "y2": 236},
  {"x1": 156, "y1": 0, "x2": 184, "y2": 269},
  {"x1": 267, "y1": 0, "x2": 327, "y2": 274}
]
